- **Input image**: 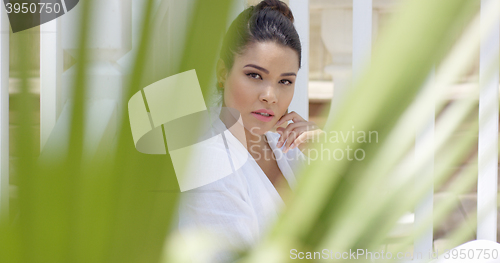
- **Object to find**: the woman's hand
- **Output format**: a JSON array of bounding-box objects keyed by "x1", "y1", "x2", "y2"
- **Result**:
[{"x1": 274, "y1": 111, "x2": 324, "y2": 153}]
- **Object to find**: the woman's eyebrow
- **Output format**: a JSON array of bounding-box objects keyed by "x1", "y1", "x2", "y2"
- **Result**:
[
  {"x1": 244, "y1": 64, "x2": 269, "y2": 74},
  {"x1": 244, "y1": 64, "x2": 296, "y2": 77}
]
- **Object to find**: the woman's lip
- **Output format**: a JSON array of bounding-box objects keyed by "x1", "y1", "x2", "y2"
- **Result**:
[
  {"x1": 251, "y1": 112, "x2": 274, "y2": 122},
  {"x1": 251, "y1": 111, "x2": 274, "y2": 116},
  {"x1": 253, "y1": 109, "x2": 275, "y2": 115}
]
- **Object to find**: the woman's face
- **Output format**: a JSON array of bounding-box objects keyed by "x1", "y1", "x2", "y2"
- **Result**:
[{"x1": 221, "y1": 41, "x2": 299, "y2": 136}]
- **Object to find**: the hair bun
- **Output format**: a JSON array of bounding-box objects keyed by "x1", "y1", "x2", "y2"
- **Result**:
[{"x1": 255, "y1": 0, "x2": 294, "y2": 23}]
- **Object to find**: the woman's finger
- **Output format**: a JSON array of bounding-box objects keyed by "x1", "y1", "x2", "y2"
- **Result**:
[
  {"x1": 283, "y1": 126, "x2": 311, "y2": 153},
  {"x1": 283, "y1": 128, "x2": 305, "y2": 153},
  {"x1": 289, "y1": 132, "x2": 308, "y2": 150},
  {"x1": 275, "y1": 111, "x2": 306, "y2": 126},
  {"x1": 277, "y1": 122, "x2": 308, "y2": 148}
]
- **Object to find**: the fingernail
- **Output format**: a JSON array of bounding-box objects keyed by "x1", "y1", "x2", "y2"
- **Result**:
[
  {"x1": 290, "y1": 143, "x2": 295, "y2": 149},
  {"x1": 283, "y1": 147, "x2": 288, "y2": 153},
  {"x1": 277, "y1": 141, "x2": 283, "y2": 148}
]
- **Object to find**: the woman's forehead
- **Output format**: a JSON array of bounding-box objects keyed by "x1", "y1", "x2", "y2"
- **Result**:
[{"x1": 235, "y1": 41, "x2": 299, "y2": 72}]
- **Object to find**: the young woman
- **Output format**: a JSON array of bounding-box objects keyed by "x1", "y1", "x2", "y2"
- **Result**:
[{"x1": 177, "y1": 0, "x2": 322, "y2": 260}]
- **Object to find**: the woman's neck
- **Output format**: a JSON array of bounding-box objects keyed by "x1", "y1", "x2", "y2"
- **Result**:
[{"x1": 245, "y1": 128, "x2": 268, "y2": 150}]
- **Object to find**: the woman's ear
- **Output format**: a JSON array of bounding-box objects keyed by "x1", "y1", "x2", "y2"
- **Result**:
[{"x1": 216, "y1": 58, "x2": 228, "y2": 86}]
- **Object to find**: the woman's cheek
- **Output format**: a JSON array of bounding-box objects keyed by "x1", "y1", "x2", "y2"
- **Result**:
[
  {"x1": 225, "y1": 85, "x2": 250, "y2": 112},
  {"x1": 233, "y1": 84, "x2": 253, "y2": 106},
  {"x1": 276, "y1": 88, "x2": 293, "y2": 105}
]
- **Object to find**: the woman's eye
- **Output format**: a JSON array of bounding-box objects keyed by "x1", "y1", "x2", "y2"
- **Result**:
[
  {"x1": 247, "y1": 73, "x2": 262, "y2": 79},
  {"x1": 280, "y1": 79, "x2": 292, "y2": 85}
]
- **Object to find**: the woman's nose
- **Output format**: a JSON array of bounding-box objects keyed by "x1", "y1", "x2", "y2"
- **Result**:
[{"x1": 259, "y1": 85, "x2": 277, "y2": 104}]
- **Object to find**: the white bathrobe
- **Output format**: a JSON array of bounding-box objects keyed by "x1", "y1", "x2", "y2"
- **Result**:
[{"x1": 177, "y1": 115, "x2": 307, "y2": 262}]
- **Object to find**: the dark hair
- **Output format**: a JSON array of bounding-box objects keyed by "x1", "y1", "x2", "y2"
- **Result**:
[{"x1": 217, "y1": 0, "x2": 301, "y2": 92}]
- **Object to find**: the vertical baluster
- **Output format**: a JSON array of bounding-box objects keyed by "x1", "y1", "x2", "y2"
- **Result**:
[
  {"x1": 352, "y1": 0, "x2": 372, "y2": 81},
  {"x1": 414, "y1": 71, "x2": 435, "y2": 258},
  {"x1": 322, "y1": 7, "x2": 352, "y2": 128},
  {"x1": 0, "y1": 1, "x2": 9, "y2": 219},
  {"x1": 40, "y1": 19, "x2": 62, "y2": 150},
  {"x1": 118, "y1": 0, "x2": 147, "y2": 76},
  {"x1": 289, "y1": 0, "x2": 309, "y2": 119},
  {"x1": 477, "y1": 0, "x2": 499, "y2": 242},
  {"x1": 61, "y1": 0, "x2": 131, "y2": 148}
]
